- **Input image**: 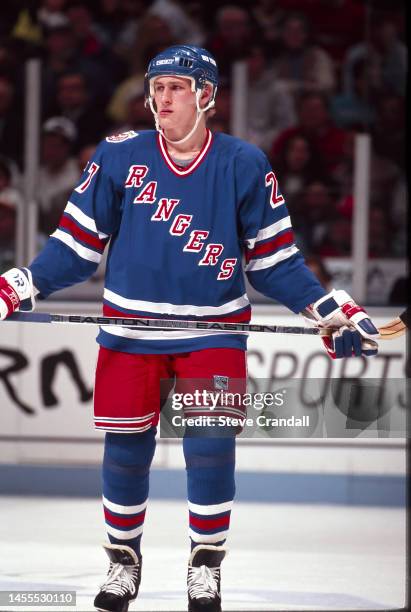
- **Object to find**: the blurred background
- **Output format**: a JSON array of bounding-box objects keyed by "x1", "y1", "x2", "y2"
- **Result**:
[
  {"x1": 0, "y1": 2, "x2": 407, "y2": 610},
  {"x1": 0, "y1": 0, "x2": 407, "y2": 305}
]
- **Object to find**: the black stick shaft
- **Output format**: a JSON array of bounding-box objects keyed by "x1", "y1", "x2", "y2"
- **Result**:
[{"x1": 6, "y1": 311, "x2": 326, "y2": 336}]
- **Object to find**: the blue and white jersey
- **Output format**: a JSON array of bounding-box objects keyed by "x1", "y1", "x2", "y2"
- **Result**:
[{"x1": 29, "y1": 129, "x2": 326, "y2": 354}]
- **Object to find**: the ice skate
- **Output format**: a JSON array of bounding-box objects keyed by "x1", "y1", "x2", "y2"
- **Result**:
[
  {"x1": 94, "y1": 543, "x2": 141, "y2": 612},
  {"x1": 187, "y1": 544, "x2": 227, "y2": 612}
]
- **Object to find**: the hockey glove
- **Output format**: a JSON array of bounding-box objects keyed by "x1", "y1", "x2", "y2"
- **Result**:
[
  {"x1": 303, "y1": 289, "x2": 379, "y2": 359},
  {"x1": 0, "y1": 268, "x2": 35, "y2": 320}
]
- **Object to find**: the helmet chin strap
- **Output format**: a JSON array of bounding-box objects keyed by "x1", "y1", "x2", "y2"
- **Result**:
[{"x1": 149, "y1": 88, "x2": 214, "y2": 145}]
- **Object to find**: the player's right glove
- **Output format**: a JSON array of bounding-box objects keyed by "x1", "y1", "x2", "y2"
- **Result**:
[
  {"x1": 0, "y1": 268, "x2": 35, "y2": 320},
  {"x1": 302, "y1": 289, "x2": 379, "y2": 359}
]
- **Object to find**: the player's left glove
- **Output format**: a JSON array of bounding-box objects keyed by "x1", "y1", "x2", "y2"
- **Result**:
[
  {"x1": 302, "y1": 289, "x2": 379, "y2": 359},
  {"x1": 0, "y1": 268, "x2": 35, "y2": 320}
]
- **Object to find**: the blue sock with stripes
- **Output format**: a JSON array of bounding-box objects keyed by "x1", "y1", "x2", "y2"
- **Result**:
[
  {"x1": 102, "y1": 429, "x2": 156, "y2": 558},
  {"x1": 183, "y1": 431, "x2": 236, "y2": 550}
]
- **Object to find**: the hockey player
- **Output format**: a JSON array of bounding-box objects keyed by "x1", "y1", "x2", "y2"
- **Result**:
[{"x1": 0, "y1": 45, "x2": 379, "y2": 612}]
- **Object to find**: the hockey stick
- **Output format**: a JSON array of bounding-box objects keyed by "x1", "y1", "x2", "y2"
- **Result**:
[
  {"x1": 378, "y1": 317, "x2": 406, "y2": 339},
  {"x1": 5, "y1": 311, "x2": 329, "y2": 336}
]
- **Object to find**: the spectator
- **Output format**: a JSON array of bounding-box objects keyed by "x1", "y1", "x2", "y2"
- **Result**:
[
  {"x1": 318, "y1": 217, "x2": 352, "y2": 257},
  {"x1": 114, "y1": 84, "x2": 153, "y2": 132},
  {"x1": 107, "y1": 14, "x2": 175, "y2": 124},
  {"x1": 37, "y1": 117, "x2": 80, "y2": 236},
  {"x1": 343, "y1": 14, "x2": 407, "y2": 97},
  {"x1": 66, "y1": 1, "x2": 127, "y2": 87},
  {"x1": 0, "y1": 156, "x2": 23, "y2": 268},
  {"x1": 332, "y1": 130, "x2": 401, "y2": 209},
  {"x1": 271, "y1": 92, "x2": 345, "y2": 173},
  {"x1": 42, "y1": 22, "x2": 110, "y2": 116},
  {"x1": 77, "y1": 143, "x2": 97, "y2": 175},
  {"x1": 132, "y1": 13, "x2": 177, "y2": 71},
  {"x1": 207, "y1": 115, "x2": 230, "y2": 134},
  {"x1": 245, "y1": 44, "x2": 297, "y2": 153},
  {"x1": 65, "y1": 2, "x2": 110, "y2": 59},
  {"x1": 206, "y1": 5, "x2": 257, "y2": 82},
  {"x1": 272, "y1": 12, "x2": 336, "y2": 98},
  {"x1": 251, "y1": 0, "x2": 285, "y2": 50},
  {"x1": 305, "y1": 255, "x2": 333, "y2": 291},
  {"x1": 274, "y1": 0, "x2": 366, "y2": 64},
  {"x1": 37, "y1": 0, "x2": 68, "y2": 30},
  {"x1": 50, "y1": 71, "x2": 111, "y2": 152},
  {"x1": 371, "y1": 94, "x2": 405, "y2": 169},
  {"x1": 107, "y1": 74, "x2": 146, "y2": 125},
  {"x1": 330, "y1": 58, "x2": 376, "y2": 129},
  {"x1": 208, "y1": 83, "x2": 231, "y2": 133},
  {"x1": 389, "y1": 177, "x2": 407, "y2": 257},
  {"x1": 368, "y1": 207, "x2": 391, "y2": 258},
  {"x1": 148, "y1": 0, "x2": 205, "y2": 46},
  {"x1": 0, "y1": 39, "x2": 22, "y2": 81},
  {"x1": 0, "y1": 75, "x2": 23, "y2": 168},
  {"x1": 320, "y1": 198, "x2": 395, "y2": 260},
  {"x1": 0, "y1": 4, "x2": 20, "y2": 39},
  {"x1": 110, "y1": 0, "x2": 152, "y2": 62},
  {"x1": 273, "y1": 134, "x2": 325, "y2": 213},
  {"x1": 297, "y1": 179, "x2": 339, "y2": 252},
  {"x1": 94, "y1": 0, "x2": 127, "y2": 46}
]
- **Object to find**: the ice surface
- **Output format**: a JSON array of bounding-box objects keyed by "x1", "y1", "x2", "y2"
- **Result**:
[{"x1": 0, "y1": 497, "x2": 405, "y2": 611}]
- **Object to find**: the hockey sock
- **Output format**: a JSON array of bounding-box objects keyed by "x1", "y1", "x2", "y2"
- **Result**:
[
  {"x1": 183, "y1": 432, "x2": 236, "y2": 549},
  {"x1": 102, "y1": 428, "x2": 156, "y2": 558}
]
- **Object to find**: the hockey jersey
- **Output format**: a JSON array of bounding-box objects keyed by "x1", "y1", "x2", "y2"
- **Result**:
[{"x1": 29, "y1": 129, "x2": 326, "y2": 354}]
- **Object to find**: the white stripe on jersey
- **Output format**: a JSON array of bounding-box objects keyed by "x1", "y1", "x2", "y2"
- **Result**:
[
  {"x1": 103, "y1": 496, "x2": 148, "y2": 514},
  {"x1": 100, "y1": 326, "x2": 248, "y2": 340},
  {"x1": 95, "y1": 423, "x2": 153, "y2": 434},
  {"x1": 104, "y1": 289, "x2": 250, "y2": 317},
  {"x1": 94, "y1": 413, "x2": 156, "y2": 422},
  {"x1": 189, "y1": 528, "x2": 229, "y2": 543},
  {"x1": 52, "y1": 229, "x2": 103, "y2": 263},
  {"x1": 106, "y1": 524, "x2": 144, "y2": 539},
  {"x1": 246, "y1": 216, "x2": 292, "y2": 249},
  {"x1": 65, "y1": 201, "x2": 109, "y2": 239},
  {"x1": 245, "y1": 244, "x2": 299, "y2": 272},
  {"x1": 188, "y1": 500, "x2": 233, "y2": 515}
]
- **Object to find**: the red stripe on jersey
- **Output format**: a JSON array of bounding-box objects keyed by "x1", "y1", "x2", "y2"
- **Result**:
[
  {"x1": 59, "y1": 215, "x2": 106, "y2": 252},
  {"x1": 95, "y1": 420, "x2": 152, "y2": 429},
  {"x1": 205, "y1": 307, "x2": 251, "y2": 323},
  {"x1": 246, "y1": 230, "x2": 294, "y2": 263},
  {"x1": 189, "y1": 514, "x2": 231, "y2": 531},
  {"x1": 104, "y1": 508, "x2": 145, "y2": 527},
  {"x1": 103, "y1": 304, "x2": 153, "y2": 318},
  {"x1": 102, "y1": 303, "x2": 251, "y2": 323}
]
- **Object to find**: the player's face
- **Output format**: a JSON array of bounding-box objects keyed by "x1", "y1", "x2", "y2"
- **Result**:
[{"x1": 153, "y1": 76, "x2": 197, "y2": 137}]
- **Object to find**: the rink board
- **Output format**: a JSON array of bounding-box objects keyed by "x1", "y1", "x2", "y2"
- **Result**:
[{"x1": 0, "y1": 305, "x2": 407, "y2": 506}]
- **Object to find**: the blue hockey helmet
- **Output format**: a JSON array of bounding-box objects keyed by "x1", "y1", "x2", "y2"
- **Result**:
[{"x1": 145, "y1": 45, "x2": 219, "y2": 111}]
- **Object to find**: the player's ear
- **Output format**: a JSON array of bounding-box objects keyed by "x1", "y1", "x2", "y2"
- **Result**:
[{"x1": 200, "y1": 84, "x2": 212, "y2": 109}]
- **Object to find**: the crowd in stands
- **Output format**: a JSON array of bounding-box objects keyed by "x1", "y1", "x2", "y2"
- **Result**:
[{"x1": 0, "y1": 0, "x2": 407, "y2": 274}]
